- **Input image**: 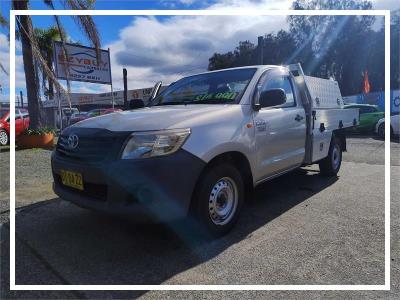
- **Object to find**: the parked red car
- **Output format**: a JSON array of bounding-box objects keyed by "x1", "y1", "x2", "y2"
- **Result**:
[{"x1": 0, "y1": 108, "x2": 30, "y2": 146}]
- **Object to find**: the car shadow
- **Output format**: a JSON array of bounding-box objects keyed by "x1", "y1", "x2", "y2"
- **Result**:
[
  {"x1": 0, "y1": 146, "x2": 55, "y2": 153},
  {"x1": 345, "y1": 132, "x2": 400, "y2": 143},
  {"x1": 372, "y1": 135, "x2": 400, "y2": 144},
  {"x1": 1, "y1": 167, "x2": 338, "y2": 298}
]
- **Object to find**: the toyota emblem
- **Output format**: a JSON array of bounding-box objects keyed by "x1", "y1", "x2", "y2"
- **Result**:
[{"x1": 67, "y1": 134, "x2": 79, "y2": 149}]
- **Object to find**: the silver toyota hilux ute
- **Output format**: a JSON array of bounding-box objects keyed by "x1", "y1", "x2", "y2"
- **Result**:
[{"x1": 51, "y1": 63, "x2": 359, "y2": 236}]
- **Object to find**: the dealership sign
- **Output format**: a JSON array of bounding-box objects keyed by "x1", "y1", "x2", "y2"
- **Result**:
[{"x1": 54, "y1": 42, "x2": 112, "y2": 84}]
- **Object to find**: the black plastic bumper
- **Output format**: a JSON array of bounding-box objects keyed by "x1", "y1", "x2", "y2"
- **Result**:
[{"x1": 51, "y1": 149, "x2": 206, "y2": 221}]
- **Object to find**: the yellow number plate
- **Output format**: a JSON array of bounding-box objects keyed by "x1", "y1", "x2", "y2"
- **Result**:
[{"x1": 60, "y1": 169, "x2": 84, "y2": 191}]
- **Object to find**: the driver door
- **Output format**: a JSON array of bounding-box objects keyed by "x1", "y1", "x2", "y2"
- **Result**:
[
  {"x1": 252, "y1": 68, "x2": 306, "y2": 182},
  {"x1": 15, "y1": 110, "x2": 24, "y2": 135}
]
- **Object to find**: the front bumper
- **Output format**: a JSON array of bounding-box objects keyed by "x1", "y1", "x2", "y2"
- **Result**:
[{"x1": 51, "y1": 149, "x2": 206, "y2": 221}]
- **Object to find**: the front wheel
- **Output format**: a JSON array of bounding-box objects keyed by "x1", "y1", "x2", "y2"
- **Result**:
[
  {"x1": 191, "y1": 163, "x2": 244, "y2": 237},
  {"x1": 319, "y1": 137, "x2": 342, "y2": 176},
  {"x1": 378, "y1": 123, "x2": 385, "y2": 138},
  {"x1": 0, "y1": 129, "x2": 9, "y2": 146}
]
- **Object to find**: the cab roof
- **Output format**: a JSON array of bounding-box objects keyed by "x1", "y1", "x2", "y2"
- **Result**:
[{"x1": 190, "y1": 65, "x2": 282, "y2": 77}]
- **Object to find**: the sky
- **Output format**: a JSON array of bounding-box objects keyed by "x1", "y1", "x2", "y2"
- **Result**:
[{"x1": 0, "y1": 0, "x2": 399, "y2": 102}]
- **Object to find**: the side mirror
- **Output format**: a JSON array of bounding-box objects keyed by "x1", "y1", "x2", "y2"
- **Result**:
[
  {"x1": 129, "y1": 99, "x2": 145, "y2": 110},
  {"x1": 255, "y1": 88, "x2": 286, "y2": 110}
]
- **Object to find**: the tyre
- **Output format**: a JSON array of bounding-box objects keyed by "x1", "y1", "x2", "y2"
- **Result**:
[
  {"x1": 319, "y1": 137, "x2": 342, "y2": 176},
  {"x1": 191, "y1": 163, "x2": 244, "y2": 237},
  {"x1": 0, "y1": 129, "x2": 9, "y2": 146},
  {"x1": 378, "y1": 123, "x2": 385, "y2": 139}
]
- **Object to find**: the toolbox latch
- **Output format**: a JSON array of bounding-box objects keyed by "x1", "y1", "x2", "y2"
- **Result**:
[{"x1": 312, "y1": 110, "x2": 316, "y2": 129}]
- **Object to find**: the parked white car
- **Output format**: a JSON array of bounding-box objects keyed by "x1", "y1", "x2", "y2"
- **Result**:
[
  {"x1": 375, "y1": 113, "x2": 400, "y2": 138},
  {"x1": 51, "y1": 64, "x2": 359, "y2": 236}
]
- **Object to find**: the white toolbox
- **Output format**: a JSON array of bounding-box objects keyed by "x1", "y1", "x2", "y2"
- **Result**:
[
  {"x1": 288, "y1": 63, "x2": 359, "y2": 163},
  {"x1": 304, "y1": 75, "x2": 344, "y2": 109}
]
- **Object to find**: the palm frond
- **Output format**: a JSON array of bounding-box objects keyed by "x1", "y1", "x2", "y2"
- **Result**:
[
  {"x1": 0, "y1": 63, "x2": 8, "y2": 75},
  {"x1": 63, "y1": 0, "x2": 101, "y2": 49},
  {"x1": 43, "y1": 0, "x2": 54, "y2": 7},
  {"x1": 16, "y1": 16, "x2": 67, "y2": 98},
  {"x1": 0, "y1": 13, "x2": 9, "y2": 75},
  {"x1": 52, "y1": 14, "x2": 73, "y2": 108},
  {"x1": 44, "y1": 0, "x2": 101, "y2": 68},
  {"x1": 0, "y1": 14, "x2": 8, "y2": 28}
]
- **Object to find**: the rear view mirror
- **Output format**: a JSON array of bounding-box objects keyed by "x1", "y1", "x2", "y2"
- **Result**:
[
  {"x1": 129, "y1": 99, "x2": 145, "y2": 110},
  {"x1": 255, "y1": 88, "x2": 286, "y2": 110}
]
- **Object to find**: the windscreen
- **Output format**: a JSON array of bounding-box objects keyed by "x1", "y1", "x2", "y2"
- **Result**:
[{"x1": 150, "y1": 68, "x2": 256, "y2": 106}]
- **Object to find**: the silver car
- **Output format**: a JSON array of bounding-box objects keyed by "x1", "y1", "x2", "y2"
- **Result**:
[{"x1": 51, "y1": 65, "x2": 358, "y2": 236}]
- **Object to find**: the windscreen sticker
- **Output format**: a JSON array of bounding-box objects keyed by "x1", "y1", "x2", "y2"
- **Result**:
[{"x1": 194, "y1": 92, "x2": 238, "y2": 101}]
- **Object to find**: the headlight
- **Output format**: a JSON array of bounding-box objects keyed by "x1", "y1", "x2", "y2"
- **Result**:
[{"x1": 121, "y1": 128, "x2": 191, "y2": 159}]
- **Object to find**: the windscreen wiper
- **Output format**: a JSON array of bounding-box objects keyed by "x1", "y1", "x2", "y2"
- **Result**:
[
  {"x1": 155, "y1": 101, "x2": 186, "y2": 106},
  {"x1": 191, "y1": 99, "x2": 234, "y2": 104},
  {"x1": 156, "y1": 99, "x2": 196, "y2": 106}
]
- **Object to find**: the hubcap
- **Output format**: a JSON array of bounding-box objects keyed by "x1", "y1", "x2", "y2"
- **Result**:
[
  {"x1": 0, "y1": 131, "x2": 7, "y2": 145},
  {"x1": 208, "y1": 177, "x2": 238, "y2": 226},
  {"x1": 332, "y1": 144, "x2": 341, "y2": 170}
]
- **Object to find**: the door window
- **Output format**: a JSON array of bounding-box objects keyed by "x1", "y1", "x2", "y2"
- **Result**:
[
  {"x1": 256, "y1": 75, "x2": 296, "y2": 108},
  {"x1": 359, "y1": 106, "x2": 376, "y2": 114},
  {"x1": 15, "y1": 111, "x2": 22, "y2": 120}
]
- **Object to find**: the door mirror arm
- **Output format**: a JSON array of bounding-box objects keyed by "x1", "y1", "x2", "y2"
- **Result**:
[{"x1": 253, "y1": 103, "x2": 261, "y2": 111}]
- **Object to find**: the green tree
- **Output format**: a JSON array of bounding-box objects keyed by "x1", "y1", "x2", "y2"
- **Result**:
[
  {"x1": 263, "y1": 30, "x2": 296, "y2": 65},
  {"x1": 12, "y1": 0, "x2": 101, "y2": 129},
  {"x1": 0, "y1": 13, "x2": 9, "y2": 76},
  {"x1": 208, "y1": 51, "x2": 236, "y2": 71},
  {"x1": 207, "y1": 0, "x2": 394, "y2": 96},
  {"x1": 208, "y1": 31, "x2": 297, "y2": 71},
  {"x1": 34, "y1": 26, "x2": 63, "y2": 99},
  {"x1": 287, "y1": 0, "x2": 381, "y2": 95},
  {"x1": 209, "y1": 40, "x2": 256, "y2": 70}
]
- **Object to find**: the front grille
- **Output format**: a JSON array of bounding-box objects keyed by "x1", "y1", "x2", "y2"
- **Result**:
[
  {"x1": 56, "y1": 128, "x2": 130, "y2": 162},
  {"x1": 55, "y1": 174, "x2": 107, "y2": 201}
]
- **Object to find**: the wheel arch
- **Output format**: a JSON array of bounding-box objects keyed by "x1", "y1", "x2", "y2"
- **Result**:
[
  {"x1": 0, "y1": 127, "x2": 9, "y2": 135},
  {"x1": 332, "y1": 129, "x2": 347, "y2": 152},
  {"x1": 189, "y1": 151, "x2": 254, "y2": 213}
]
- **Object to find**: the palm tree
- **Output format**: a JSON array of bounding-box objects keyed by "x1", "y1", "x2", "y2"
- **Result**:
[
  {"x1": 0, "y1": 14, "x2": 9, "y2": 76},
  {"x1": 12, "y1": 0, "x2": 100, "y2": 129},
  {"x1": 34, "y1": 26, "x2": 63, "y2": 100}
]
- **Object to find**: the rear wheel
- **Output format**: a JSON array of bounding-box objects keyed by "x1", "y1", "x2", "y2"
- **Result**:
[
  {"x1": 319, "y1": 137, "x2": 342, "y2": 176},
  {"x1": 0, "y1": 129, "x2": 8, "y2": 146},
  {"x1": 192, "y1": 163, "x2": 244, "y2": 236},
  {"x1": 378, "y1": 123, "x2": 394, "y2": 138}
]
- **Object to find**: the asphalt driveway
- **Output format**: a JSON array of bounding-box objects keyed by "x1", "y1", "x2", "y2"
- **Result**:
[{"x1": 0, "y1": 137, "x2": 399, "y2": 299}]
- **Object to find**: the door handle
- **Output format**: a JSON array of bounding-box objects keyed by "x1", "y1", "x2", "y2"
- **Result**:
[{"x1": 295, "y1": 114, "x2": 304, "y2": 122}]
